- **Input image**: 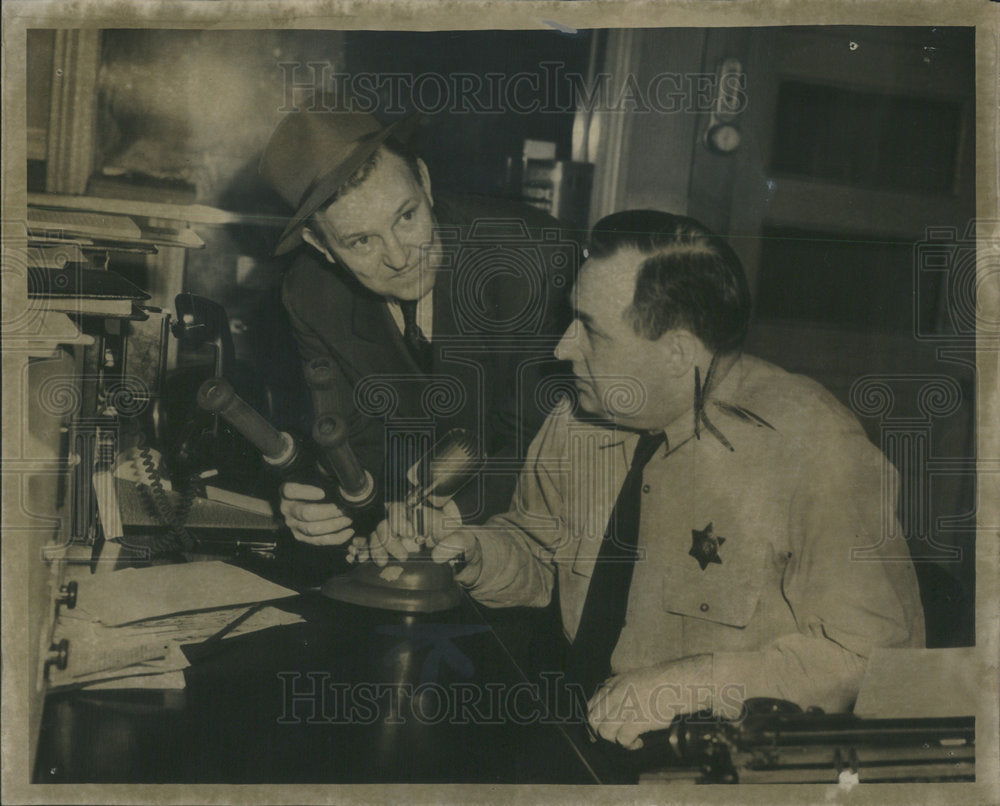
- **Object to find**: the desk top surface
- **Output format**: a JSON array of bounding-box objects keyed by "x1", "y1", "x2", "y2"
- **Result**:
[{"x1": 35, "y1": 577, "x2": 613, "y2": 785}]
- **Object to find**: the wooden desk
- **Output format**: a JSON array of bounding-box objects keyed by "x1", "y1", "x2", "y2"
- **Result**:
[
  {"x1": 33, "y1": 583, "x2": 609, "y2": 784},
  {"x1": 34, "y1": 560, "x2": 978, "y2": 786}
]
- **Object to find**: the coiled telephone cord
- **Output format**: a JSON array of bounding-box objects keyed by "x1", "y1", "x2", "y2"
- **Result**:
[{"x1": 136, "y1": 443, "x2": 198, "y2": 553}]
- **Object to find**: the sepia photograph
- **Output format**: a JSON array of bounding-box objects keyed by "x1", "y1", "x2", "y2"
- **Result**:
[{"x1": 2, "y1": 1, "x2": 998, "y2": 804}]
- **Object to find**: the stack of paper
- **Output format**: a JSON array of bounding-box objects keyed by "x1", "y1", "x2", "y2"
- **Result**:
[
  {"x1": 28, "y1": 207, "x2": 143, "y2": 242},
  {"x1": 28, "y1": 263, "x2": 151, "y2": 319},
  {"x1": 48, "y1": 562, "x2": 303, "y2": 691},
  {"x1": 28, "y1": 205, "x2": 206, "y2": 249}
]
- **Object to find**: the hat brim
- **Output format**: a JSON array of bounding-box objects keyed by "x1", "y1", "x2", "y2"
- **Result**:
[{"x1": 272, "y1": 114, "x2": 421, "y2": 256}]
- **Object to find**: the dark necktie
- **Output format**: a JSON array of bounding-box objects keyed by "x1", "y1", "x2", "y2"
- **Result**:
[
  {"x1": 566, "y1": 431, "x2": 667, "y2": 702},
  {"x1": 399, "y1": 299, "x2": 432, "y2": 373}
]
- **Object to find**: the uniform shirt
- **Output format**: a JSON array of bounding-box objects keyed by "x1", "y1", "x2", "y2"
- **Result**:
[{"x1": 466, "y1": 355, "x2": 925, "y2": 713}]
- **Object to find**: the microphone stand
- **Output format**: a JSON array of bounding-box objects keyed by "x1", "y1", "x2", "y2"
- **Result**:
[{"x1": 321, "y1": 428, "x2": 482, "y2": 612}]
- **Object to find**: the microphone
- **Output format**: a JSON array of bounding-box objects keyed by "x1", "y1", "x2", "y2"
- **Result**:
[
  {"x1": 196, "y1": 376, "x2": 298, "y2": 470},
  {"x1": 197, "y1": 378, "x2": 378, "y2": 526},
  {"x1": 312, "y1": 414, "x2": 376, "y2": 510},
  {"x1": 405, "y1": 428, "x2": 483, "y2": 509},
  {"x1": 319, "y1": 427, "x2": 483, "y2": 612}
]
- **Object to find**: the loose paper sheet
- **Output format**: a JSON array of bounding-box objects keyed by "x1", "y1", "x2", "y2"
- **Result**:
[
  {"x1": 74, "y1": 561, "x2": 298, "y2": 626},
  {"x1": 854, "y1": 647, "x2": 979, "y2": 719}
]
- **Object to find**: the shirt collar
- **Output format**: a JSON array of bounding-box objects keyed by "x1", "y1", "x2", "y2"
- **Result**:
[
  {"x1": 608, "y1": 354, "x2": 748, "y2": 467},
  {"x1": 671, "y1": 352, "x2": 745, "y2": 451}
]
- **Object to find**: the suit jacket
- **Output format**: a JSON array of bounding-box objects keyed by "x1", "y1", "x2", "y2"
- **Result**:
[{"x1": 281, "y1": 193, "x2": 580, "y2": 521}]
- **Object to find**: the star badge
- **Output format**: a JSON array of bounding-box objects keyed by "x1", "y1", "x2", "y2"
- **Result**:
[{"x1": 689, "y1": 522, "x2": 725, "y2": 570}]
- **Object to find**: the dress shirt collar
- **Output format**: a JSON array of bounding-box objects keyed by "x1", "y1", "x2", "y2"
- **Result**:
[
  {"x1": 386, "y1": 290, "x2": 434, "y2": 341},
  {"x1": 610, "y1": 353, "x2": 748, "y2": 468}
]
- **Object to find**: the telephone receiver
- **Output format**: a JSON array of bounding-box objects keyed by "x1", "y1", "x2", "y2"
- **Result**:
[
  {"x1": 149, "y1": 293, "x2": 266, "y2": 489},
  {"x1": 145, "y1": 293, "x2": 236, "y2": 447},
  {"x1": 171, "y1": 292, "x2": 236, "y2": 378},
  {"x1": 120, "y1": 294, "x2": 273, "y2": 556},
  {"x1": 168, "y1": 292, "x2": 235, "y2": 448}
]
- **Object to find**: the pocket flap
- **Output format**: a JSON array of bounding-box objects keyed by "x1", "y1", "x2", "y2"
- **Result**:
[{"x1": 661, "y1": 533, "x2": 766, "y2": 628}]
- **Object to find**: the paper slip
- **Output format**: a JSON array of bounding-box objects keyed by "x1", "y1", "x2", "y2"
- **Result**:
[
  {"x1": 224, "y1": 605, "x2": 304, "y2": 638},
  {"x1": 76, "y1": 561, "x2": 298, "y2": 626},
  {"x1": 108, "y1": 604, "x2": 304, "y2": 647},
  {"x1": 854, "y1": 646, "x2": 978, "y2": 719},
  {"x1": 53, "y1": 612, "x2": 185, "y2": 677},
  {"x1": 71, "y1": 644, "x2": 190, "y2": 685},
  {"x1": 50, "y1": 604, "x2": 303, "y2": 691},
  {"x1": 48, "y1": 642, "x2": 191, "y2": 691},
  {"x1": 69, "y1": 641, "x2": 173, "y2": 678},
  {"x1": 113, "y1": 604, "x2": 257, "y2": 640},
  {"x1": 85, "y1": 671, "x2": 187, "y2": 691}
]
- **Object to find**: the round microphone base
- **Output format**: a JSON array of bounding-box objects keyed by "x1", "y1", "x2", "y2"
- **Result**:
[{"x1": 319, "y1": 550, "x2": 463, "y2": 613}]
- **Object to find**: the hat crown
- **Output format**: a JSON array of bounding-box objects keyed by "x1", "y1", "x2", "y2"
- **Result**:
[{"x1": 260, "y1": 109, "x2": 385, "y2": 210}]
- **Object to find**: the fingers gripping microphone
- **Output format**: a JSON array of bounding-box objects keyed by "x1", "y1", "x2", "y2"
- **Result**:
[{"x1": 320, "y1": 428, "x2": 483, "y2": 613}]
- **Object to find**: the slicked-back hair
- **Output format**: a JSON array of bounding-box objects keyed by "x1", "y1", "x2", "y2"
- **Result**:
[{"x1": 588, "y1": 210, "x2": 751, "y2": 354}]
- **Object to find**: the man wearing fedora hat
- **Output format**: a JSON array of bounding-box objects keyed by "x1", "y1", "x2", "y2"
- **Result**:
[{"x1": 258, "y1": 107, "x2": 578, "y2": 553}]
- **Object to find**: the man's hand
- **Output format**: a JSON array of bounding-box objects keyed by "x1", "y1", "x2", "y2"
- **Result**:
[
  {"x1": 369, "y1": 501, "x2": 483, "y2": 584},
  {"x1": 587, "y1": 655, "x2": 712, "y2": 750},
  {"x1": 368, "y1": 502, "x2": 421, "y2": 566},
  {"x1": 419, "y1": 503, "x2": 483, "y2": 585},
  {"x1": 280, "y1": 481, "x2": 354, "y2": 545}
]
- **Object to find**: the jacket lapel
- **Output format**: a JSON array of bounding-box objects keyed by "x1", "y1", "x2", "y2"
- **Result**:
[
  {"x1": 351, "y1": 291, "x2": 425, "y2": 376},
  {"x1": 430, "y1": 263, "x2": 483, "y2": 434}
]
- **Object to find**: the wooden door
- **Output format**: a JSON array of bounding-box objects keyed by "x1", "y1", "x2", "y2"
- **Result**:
[{"x1": 689, "y1": 26, "x2": 977, "y2": 639}]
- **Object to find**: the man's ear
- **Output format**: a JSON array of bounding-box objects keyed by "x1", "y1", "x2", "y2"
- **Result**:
[
  {"x1": 417, "y1": 158, "x2": 434, "y2": 207},
  {"x1": 659, "y1": 329, "x2": 701, "y2": 377},
  {"x1": 301, "y1": 226, "x2": 337, "y2": 265}
]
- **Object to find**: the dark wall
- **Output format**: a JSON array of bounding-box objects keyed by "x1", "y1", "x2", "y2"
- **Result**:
[{"x1": 345, "y1": 29, "x2": 594, "y2": 196}]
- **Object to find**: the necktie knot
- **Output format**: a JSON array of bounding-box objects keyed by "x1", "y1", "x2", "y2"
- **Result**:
[
  {"x1": 632, "y1": 431, "x2": 667, "y2": 470},
  {"x1": 400, "y1": 299, "x2": 418, "y2": 329}
]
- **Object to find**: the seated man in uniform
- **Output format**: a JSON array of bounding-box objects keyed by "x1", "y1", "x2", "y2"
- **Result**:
[
  {"x1": 375, "y1": 209, "x2": 926, "y2": 749},
  {"x1": 257, "y1": 106, "x2": 577, "y2": 551}
]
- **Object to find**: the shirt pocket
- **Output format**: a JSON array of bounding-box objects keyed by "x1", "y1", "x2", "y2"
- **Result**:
[{"x1": 660, "y1": 530, "x2": 768, "y2": 628}]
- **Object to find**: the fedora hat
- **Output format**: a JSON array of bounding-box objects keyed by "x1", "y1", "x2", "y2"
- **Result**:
[{"x1": 259, "y1": 107, "x2": 420, "y2": 255}]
